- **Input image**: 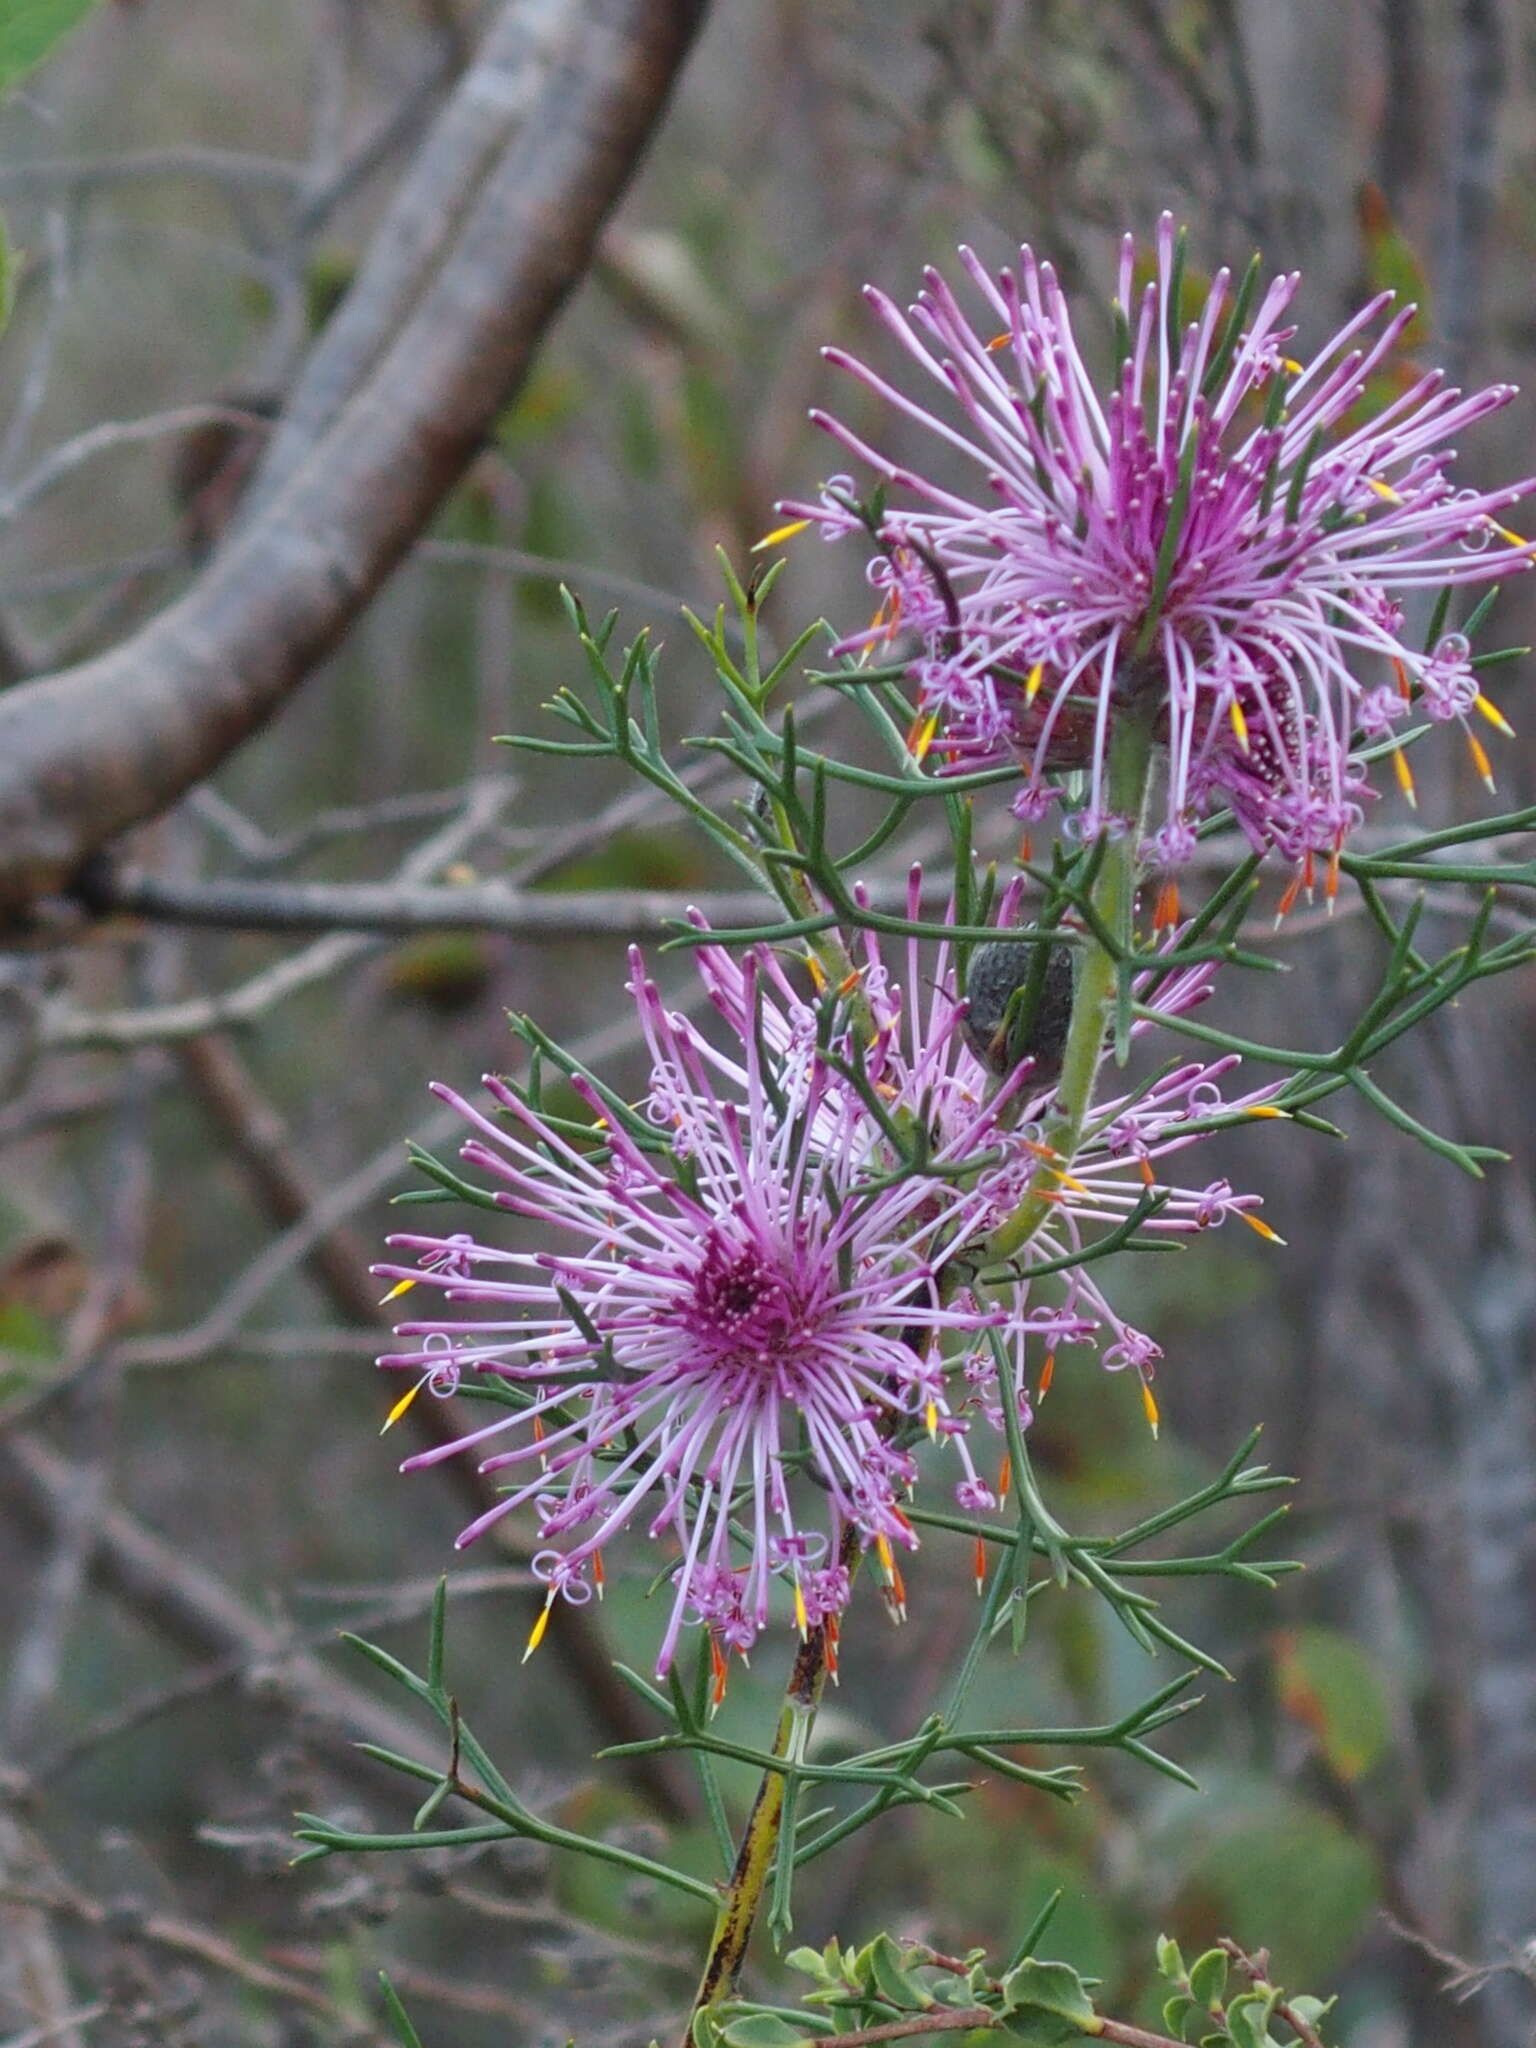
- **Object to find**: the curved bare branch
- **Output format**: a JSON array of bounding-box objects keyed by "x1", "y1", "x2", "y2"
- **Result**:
[{"x1": 0, "y1": 0, "x2": 709, "y2": 920}]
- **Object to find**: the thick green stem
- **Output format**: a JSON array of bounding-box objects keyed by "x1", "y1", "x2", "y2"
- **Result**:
[
  {"x1": 684, "y1": 1531, "x2": 859, "y2": 2043},
  {"x1": 981, "y1": 711, "x2": 1156, "y2": 1268}
]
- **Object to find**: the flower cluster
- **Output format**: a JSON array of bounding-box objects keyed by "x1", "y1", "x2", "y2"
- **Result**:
[
  {"x1": 376, "y1": 894, "x2": 1280, "y2": 1674},
  {"x1": 782, "y1": 215, "x2": 1532, "y2": 868}
]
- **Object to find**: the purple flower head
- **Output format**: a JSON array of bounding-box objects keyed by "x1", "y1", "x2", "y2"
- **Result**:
[
  {"x1": 373, "y1": 945, "x2": 1019, "y2": 1676},
  {"x1": 782, "y1": 214, "x2": 1532, "y2": 864}
]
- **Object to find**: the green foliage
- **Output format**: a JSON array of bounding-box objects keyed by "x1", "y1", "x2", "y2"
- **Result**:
[
  {"x1": 0, "y1": 0, "x2": 102, "y2": 93},
  {"x1": 0, "y1": 211, "x2": 14, "y2": 342},
  {"x1": 377, "y1": 1973, "x2": 424, "y2": 2048},
  {"x1": 1273, "y1": 1627, "x2": 1392, "y2": 1783},
  {"x1": 494, "y1": 362, "x2": 587, "y2": 458},
  {"x1": 1152, "y1": 1933, "x2": 1339, "y2": 2047},
  {"x1": 703, "y1": 1925, "x2": 1344, "y2": 2046},
  {"x1": 1174, "y1": 1798, "x2": 1379, "y2": 1984}
]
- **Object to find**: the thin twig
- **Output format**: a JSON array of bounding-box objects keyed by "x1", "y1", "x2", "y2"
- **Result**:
[
  {"x1": 0, "y1": 150, "x2": 306, "y2": 198},
  {"x1": 74, "y1": 868, "x2": 954, "y2": 942},
  {"x1": 41, "y1": 778, "x2": 508, "y2": 1051},
  {"x1": 0, "y1": 408, "x2": 271, "y2": 532},
  {"x1": 0, "y1": 1879, "x2": 393, "y2": 2044}
]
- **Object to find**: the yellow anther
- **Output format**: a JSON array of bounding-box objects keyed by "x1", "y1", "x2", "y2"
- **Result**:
[
  {"x1": 752, "y1": 517, "x2": 810, "y2": 551},
  {"x1": 379, "y1": 1276, "x2": 417, "y2": 1304},
  {"x1": 1391, "y1": 745, "x2": 1417, "y2": 809},
  {"x1": 1474, "y1": 692, "x2": 1515, "y2": 737},
  {"x1": 522, "y1": 1592, "x2": 555, "y2": 1663},
  {"x1": 1047, "y1": 1165, "x2": 1090, "y2": 1194},
  {"x1": 1228, "y1": 697, "x2": 1250, "y2": 752},
  {"x1": 379, "y1": 1377, "x2": 427, "y2": 1435},
  {"x1": 1140, "y1": 1378, "x2": 1161, "y2": 1438},
  {"x1": 907, "y1": 709, "x2": 941, "y2": 762},
  {"x1": 1025, "y1": 661, "x2": 1045, "y2": 704},
  {"x1": 876, "y1": 1533, "x2": 895, "y2": 1575},
  {"x1": 793, "y1": 1577, "x2": 809, "y2": 1639},
  {"x1": 925, "y1": 1399, "x2": 939, "y2": 1441},
  {"x1": 1238, "y1": 1209, "x2": 1287, "y2": 1245},
  {"x1": 1246, "y1": 1105, "x2": 1290, "y2": 1120},
  {"x1": 1281, "y1": 357, "x2": 1304, "y2": 375},
  {"x1": 1367, "y1": 477, "x2": 1404, "y2": 504},
  {"x1": 804, "y1": 951, "x2": 828, "y2": 993},
  {"x1": 1466, "y1": 728, "x2": 1497, "y2": 793},
  {"x1": 1487, "y1": 517, "x2": 1535, "y2": 550}
]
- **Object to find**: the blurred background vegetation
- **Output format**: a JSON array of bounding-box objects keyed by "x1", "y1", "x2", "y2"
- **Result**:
[{"x1": 0, "y1": 2, "x2": 1534, "y2": 2044}]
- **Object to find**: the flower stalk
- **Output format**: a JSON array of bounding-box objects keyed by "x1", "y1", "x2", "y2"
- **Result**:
[
  {"x1": 685, "y1": 1531, "x2": 859, "y2": 2044},
  {"x1": 980, "y1": 704, "x2": 1157, "y2": 1270}
]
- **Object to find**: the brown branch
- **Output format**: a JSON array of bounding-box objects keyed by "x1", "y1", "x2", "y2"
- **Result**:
[
  {"x1": 0, "y1": 0, "x2": 709, "y2": 920},
  {"x1": 766, "y1": 2011, "x2": 1190, "y2": 2048},
  {"x1": 73, "y1": 868, "x2": 955, "y2": 942},
  {"x1": 0, "y1": 1877, "x2": 393, "y2": 2043},
  {"x1": 248, "y1": 0, "x2": 570, "y2": 505},
  {"x1": 0, "y1": 1432, "x2": 436, "y2": 1790}
]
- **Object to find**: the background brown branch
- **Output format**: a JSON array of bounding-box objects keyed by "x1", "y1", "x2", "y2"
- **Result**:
[{"x1": 0, "y1": 0, "x2": 708, "y2": 919}]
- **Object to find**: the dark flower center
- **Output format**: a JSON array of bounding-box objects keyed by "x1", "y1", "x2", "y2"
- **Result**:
[{"x1": 678, "y1": 1227, "x2": 816, "y2": 1377}]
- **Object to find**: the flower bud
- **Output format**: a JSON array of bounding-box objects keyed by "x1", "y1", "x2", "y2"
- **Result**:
[{"x1": 961, "y1": 938, "x2": 1074, "y2": 1085}]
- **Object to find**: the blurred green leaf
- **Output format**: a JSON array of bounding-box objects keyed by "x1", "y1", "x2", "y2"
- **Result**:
[
  {"x1": 0, "y1": 0, "x2": 102, "y2": 92},
  {"x1": 0, "y1": 212, "x2": 14, "y2": 339},
  {"x1": 518, "y1": 472, "x2": 580, "y2": 621},
  {"x1": 305, "y1": 246, "x2": 357, "y2": 333},
  {"x1": 1274, "y1": 1626, "x2": 1392, "y2": 1782},
  {"x1": 1177, "y1": 1800, "x2": 1378, "y2": 1982},
  {"x1": 1358, "y1": 180, "x2": 1431, "y2": 345},
  {"x1": 617, "y1": 375, "x2": 665, "y2": 482},
  {"x1": 680, "y1": 363, "x2": 740, "y2": 517},
  {"x1": 494, "y1": 363, "x2": 586, "y2": 458},
  {"x1": 383, "y1": 933, "x2": 493, "y2": 1014},
  {"x1": 545, "y1": 825, "x2": 704, "y2": 894}
]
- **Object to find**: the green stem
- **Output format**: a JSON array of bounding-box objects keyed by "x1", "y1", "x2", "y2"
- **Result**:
[
  {"x1": 683, "y1": 1532, "x2": 859, "y2": 2044},
  {"x1": 980, "y1": 710, "x2": 1156, "y2": 1269}
]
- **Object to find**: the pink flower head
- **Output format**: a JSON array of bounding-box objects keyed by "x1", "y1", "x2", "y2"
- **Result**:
[
  {"x1": 783, "y1": 214, "x2": 1532, "y2": 864},
  {"x1": 695, "y1": 873, "x2": 1282, "y2": 1449},
  {"x1": 374, "y1": 946, "x2": 1021, "y2": 1675}
]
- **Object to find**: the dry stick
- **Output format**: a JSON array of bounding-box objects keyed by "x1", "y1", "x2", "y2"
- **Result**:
[
  {"x1": 775, "y1": 2013, "x2": 1194, "y2": 2048},
  {"x1": 0, "y1": 1816, "x2": 88, "y2": 2048},
  {"x1": 77, "y1": 869, "x2": 955, "y2": 942},
  {"x1": 0, "y1": 1878, "x2": 395, "y2": 2045},
  {"x1": 0, "y1": 1431, "x2": 442, "y2": 1789},
  {"x1": 246, "y1": 0, "x2": 573, "y2": 513},
  {"x1": 684, "y1": 1530, "x2": 858, "y2": 2039},
  {"x1": 171, "y1": 1025, "x2": 691, "y2": 1819},
  {"x1": 27, "y1": 1571, "x2": 534, "y2": 1787},
  {"x1": 0, "y1": 0, "x2": 710, "y2": 916},
  {"x1": 41, "y1": 777, "x2": 509, "y2": 1052}
]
